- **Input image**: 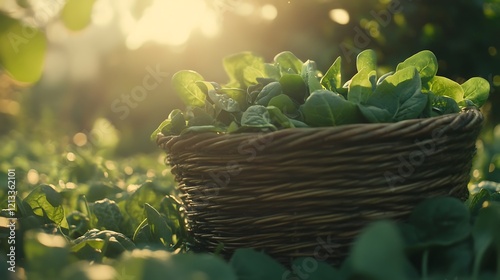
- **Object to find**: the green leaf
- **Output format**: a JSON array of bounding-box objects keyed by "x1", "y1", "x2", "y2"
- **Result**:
[
  {"x1": 301, "y1": 90, "x2": 364, "y2": 127},
  {"x1": 60, "y1": 0, "x2": 96, "y2": 31},
  {"x1": 0, "y1": 13, "x2": 47, "y2": 83},
  {"x1": 427, "y1": 76, "x2": 464, "y2": 102},
  {"x1": 187, "y1": 106, "x2": 214, "y2": 127},
  {"x1": 348, "y1": 68, "x2": 377, "y2": 104},
  {"x1": 350, "y1": 221, "x2": 410, "y2": 280},
  {"x1": 220, "y1": 88, "x2": 247, "y2": 110},
  {"x1": 321, "y1": 56, "x2": 342, "y2": 91},
  {"x1": 196, "y1": 81, "x2": 219, "y2": 94},
  {"x1": 172, "y1": 70, "x2": 206, "y2": 107},
  {"x1": 266, "y1": 106, "x2": 295, "y2": 129},
  {"x1": 301, "y1": 60, "x2": 323, "y2": 93},
  {"x1": 472, "y1": 203, "x2": 500, "y2": 279},
  {"x1": 160, "y1": 195, "x2": 186, "y2": 240},
  {"x1": 377, "y1": 71, "x2": 394, "y2": 85},
  {"x1": 208, "y1": 90, "x2": 240, "y2": 112},
  {"x1": 255, "y1": 82, "x2": 282, "y2": 106},
  {"x1": 358, "y1": 105, "x2": 393, "y2": 123},
  {"x1": 461, "y1": 77, "x2": 490, "y2": 108},
  {"x1": 24, "y1": 231, "x2": 70, "y2": 279},
  {"x1": 274, "y1": 51, "x2": 303, "y2": 75},
  {"x1": 466, "y1": 188, "x2": 492, "y2": 217},
  {"x1": 24, "y1": 184, "x2": 66, "y2": 227},
  {"x1": 427, "y1": 239, "x2": 473, "y2": 278},
  {"x1": 366, "y1": 67, "x2": 427, "y2": 122},
  {"x1": 408, "y1": 197, "x2": 471, "y2": 248},
  {"x1": 396, "y1": 50, "x2": 438, "y2": 84},
  {"x1": 279, "y1": 74, "x2": 307, "y2": 103},
  {"x1": 125, "y1": 182, "x2": 164, "y2": 229},
  {"x1": 240, "y1": 105, "x2": 276, "y2": 131},
  {"x1": 264, "y1": 63, "x2": 281, "y2": 80},
  {"x1": 150, "y1": 109, "x2": 186, "y2": 140},
  {"x1": 268, "y1": 94, "x2": 299, "y2": 115},
  {"x1": 356, "y1": 49, "x2": 377, "y2": 72},
  {"x1": 223, "y1": 52, "x2": 266, "y2": 88},
  {"x1": 144, "y1": 203, "x2": 173, "y2": 248},
  {"x1": 428, "y1": 93, "x2": 460, "y2": 116},
  {"x1": 91, "y1": 198, "x2": 123, "y2": 232},
  {"x1": 116, "y1": 250, "x2": 237, "y2": 280},
  {"x1": 230, "y1": 248, "x2": 287, "y2": 280},
  {"x1": 289, "y1": 258, "x2": 341, "y2": 280}
]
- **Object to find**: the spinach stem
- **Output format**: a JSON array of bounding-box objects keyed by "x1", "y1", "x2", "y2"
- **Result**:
[{"x1": 422, "y1": 249, "x2": 429, "y2": 280}]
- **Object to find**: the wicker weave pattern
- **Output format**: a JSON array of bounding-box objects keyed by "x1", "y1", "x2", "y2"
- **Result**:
[{"x1": 157, "y1": 108, "x2": 483, "y2": 264}]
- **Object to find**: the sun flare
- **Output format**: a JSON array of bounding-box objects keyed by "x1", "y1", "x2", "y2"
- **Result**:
[{"x1": 125, "y1": 0, "x2": 221, "y2": 49}]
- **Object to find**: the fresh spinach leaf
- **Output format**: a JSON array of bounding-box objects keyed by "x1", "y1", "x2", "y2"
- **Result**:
[
  {"x1": 396, "y1": 50, "x2": 438, "y2": 84},
  {"x1": 461, "y1": 77, "x2": 490, "y2": 108},
  {"x1": 208, "y1": 90, "x2": 240, "y2": 113},
  {"x1": 350, "y1": 221, "x2": 410, "y2": 280},
  {"x1": 223, "y1": 52, "x2": 266, "y2": 89},
  {"x1": 220, "y1": 88, "x2": 248, "y2": 110},
  {"x1": 171, "y1": 70, "x2": 206, "y2": 107},
  {"x1": 426, "y1": 76, "x2": 464, "y2": 102},
  {"x1": 268, "y1": 94, "x2": 299, "y2": 115},
  {"x1": 24, "y1": 184, "x2": 67, "y2": 228},
  {"x1": 348, "y1": 67, "x2": 376, "y2": 104},
  {"x1": 356, "y1": 49, "x2": 377, "y2": 72},
  {"x1": 240, "y1": 105, "x2": 277, "y2": 131},
  {"x1": 279, "y1": 74, "x2": 308, "y2": 103},
  {"x1": 429, "y1": 93, "x2": 460, "y2": 116},
  {"x1": 301, "y1": 60, "x2": 323, "y2": 94},
  {"x1": 230, "y1": 248, "x2": 288, "y2": 280},
  {"x1": 255, "y1": 81, "x2": 282, "y2": 106},
  {"x1": 266, "y1": 106, "x2": 295, "y2": 129},
  {"x1": 187, "y1": 106, "x2": 214, "y2": 127},
  {"x1": 408, "y1": 197, "x2": 471, "y2": 248},
  {"x1": 264, "y1": 63, "x2": 281, "y2": 80},
  {"x1": 472, "y1": 203, "x2": 500, "y2": 279},
  {"x1": 321, "y1": 56, "x2": 342, "y2": 92},
  {"x1": 377, "y1": 71, "x2": 394, "y2": 85},
  {"x1": 144, "y1": 203, "x2": 173, "y2": 248},
  {"x1": 288, "y1": 258, "x2": 342, "y2": 280},
  {"x1": 274, "y1": 51, "x2": 303, "y2": 75},
  {"x1": 301, "y1": 90, "x2": 364, "y2": 126},
  {"x1": 358, "y1": 104, "x2": 393, "y2": 123},
  {"x1": 150, "y1": 109, "x2": 186, "y2": 140},
  {"x1": 365, "y1": 67, "x2": 427, "y2": 122}
]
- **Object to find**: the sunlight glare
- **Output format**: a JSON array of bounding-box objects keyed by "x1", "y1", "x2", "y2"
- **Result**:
[
  {"x1": 92, "y1": 0, "x2": 114, "y2": 26},
  {"x1": 126, "y1": 0, "x2": 222, "y2": 49},
  {"x1": 200, "y1": 9, "x2": 220, "y2": 38},
  {"x1": 261, "y1": 4, "x2": 278, "y2": 21},
  {"x1": 235, "y1": 2, "x2": 254, "y2": 16},
  {"x1": 329, "y1": 9, "x2": 350, "y2": 25}
]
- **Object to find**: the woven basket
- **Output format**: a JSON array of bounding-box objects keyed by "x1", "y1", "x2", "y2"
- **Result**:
[{"x1": 157, "y1": 108, "x2": 483, "y2": 264}]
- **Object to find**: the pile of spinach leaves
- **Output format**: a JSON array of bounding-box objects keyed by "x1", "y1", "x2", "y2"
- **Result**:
[{"x1": 152, "y1": 50, "x2": 490, "y2": 138}]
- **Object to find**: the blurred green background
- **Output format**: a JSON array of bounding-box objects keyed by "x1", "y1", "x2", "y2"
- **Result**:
[{"x1": 0, "y1": 0, "x2": 499, "y2": 188}]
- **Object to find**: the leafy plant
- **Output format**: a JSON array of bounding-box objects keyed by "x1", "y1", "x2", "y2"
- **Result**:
[{"x1": 152, "y1": 50, "x2": 490, "y2": 138}]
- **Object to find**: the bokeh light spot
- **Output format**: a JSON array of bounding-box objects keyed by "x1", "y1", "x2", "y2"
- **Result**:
[
  {"x1": 27, "y1": 169, "x2": 40, "y2": 185},
  {"x1": 73, "y1": 132, "x2": 88, "y2": 146},
  {"x1": 488, "y1": 46, "x2": 497, "y2": 56},
  {"x1": 493, "y1": 75, "x2": 500, "y2": 86},
  {"x1": 329, "y1": 9, "x2": 350, "y2": 25},
  {"x1": 124, "y1": 166, "x2": 134, "y2": 175},
  {"x1": 261, "y1": 4, "x2": 278, "y2": 21},
  {"x1": 66, "y1": 152, "x2": 76, "y2": 162}
]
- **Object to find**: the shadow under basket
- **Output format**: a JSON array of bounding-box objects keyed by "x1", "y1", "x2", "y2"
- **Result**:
[{"x1": 157, "y1": 108, "x2": 484, "y2": 265}]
